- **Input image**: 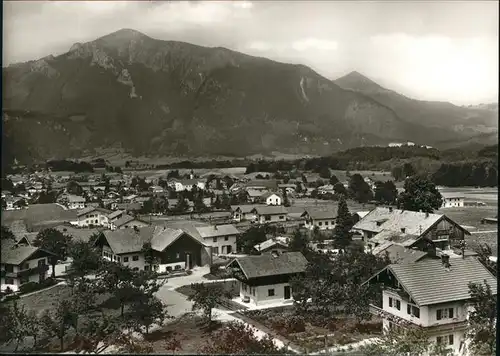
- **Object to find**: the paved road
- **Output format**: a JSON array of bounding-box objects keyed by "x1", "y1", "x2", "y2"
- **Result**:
[{"x1": 156, "y1": 285, "x2": 194, "y2": 318}]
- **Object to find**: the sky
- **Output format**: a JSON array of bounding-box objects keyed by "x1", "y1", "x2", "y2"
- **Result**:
[{"x1": 3, "y1": 1, "x2": 499, "y2": 105}]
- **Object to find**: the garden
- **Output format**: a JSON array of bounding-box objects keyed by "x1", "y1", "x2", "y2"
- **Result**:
[{"x1": 243, "y1": 307, "x2": 382, "y2": 352}]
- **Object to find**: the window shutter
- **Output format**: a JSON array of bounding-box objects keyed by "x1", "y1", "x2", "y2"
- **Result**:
[
  {"x1": 448, "y1": 334, "x2": 454, "y2": 345},
  {"x1": 449, "y1": 308, "x2": 454, "y2": 318},
  {"x1": 437, "y1": 309, "x2": 442, "y2": 320}
]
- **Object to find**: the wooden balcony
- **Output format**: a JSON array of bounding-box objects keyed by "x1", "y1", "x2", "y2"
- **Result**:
[
  {"x1": 369, "y1": 304, "x2": 416, "y2": 328},
  {"x1": 16, "y1": 265, "x2": 49, "y2": 278}
]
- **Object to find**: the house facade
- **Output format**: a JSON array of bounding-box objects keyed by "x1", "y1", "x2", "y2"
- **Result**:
[
  {"x1": 441, "y1": 193, "x2": 465, "y2": 208},
  {"x1": 63, "y1": 194, "x2": 86, "y2": 210},
  {"x1": 73, "y1": 207, "x2": 112, "y2": 227},
  {"x1": 110, "y1": 214, "x2": 150, "y2": 230},
  {"x1": 254, "y1": 237, "x2": 290, "y2": 255},
  {"x1": 364, "y1": 256, "x2": 497, "y2": 356},
  {"x1": 252, "y1": 206, "x2": 288, "y2": 224},
  {"x1": 231, "y1": 205, "x2": 266, "y2": 222},
  {"x1": 262, "y1": 193, "x2": 282, "y2": 206},
  {"x1": 227, "y1": 252, "x2": 308, "y2": 307},
  {"x1": 301, "y1": 210, "x2": 337, "y2": 230},
  {"x1": 352, "y1": 207, "x2": 470, "y2": 253},
  {"x1": 95, "y1": 226, "x2": 211, "y2": 273},
  {"x1": 1, "y1": 239, "x2": 56, "y2": 293},
  {"x1": 195, "y1": 224, "x2": 240, "y2": 255}
]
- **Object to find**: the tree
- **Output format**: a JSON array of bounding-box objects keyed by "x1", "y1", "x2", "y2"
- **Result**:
[
  {"x1": 173, "y1": 196, "x2": 189, "y2": 214},
  {"x1": 128, "y1": 294, "x2": 168, "y2": 334},
  {"x1": 220, "y1": 191, "x2": 231, "y2": 209},
  {"x1": 199, "y1": 321, "x2": 286, "y2": 354},
  {"x1": 467, "y1": 280, "x2": 497, "y2": 355},
  {"x1": 348, "y1": 174, "x2": 373, "y2": 203},
  {"x1": 1, "y1": 225, "x2": 16, "y2": 241},
  {"x1": 402, "y1": 162, "x2": 416, "y2": 178},
  {"x1": 397, "y1": 176, "x2": 443, "y2": 213},
  {"x1": 33, "y1": 228, "x2": 73, "y2": 278},
  {"x1": 3, "y1": 301, "x2": 41, "y2": 351},
  {"x1": 475, "y1": 244, "x2": 497, "y2": 276},
  {"x1": 333, "y1": 196, "x2": 353, "y2": 252},
  {"x1": 333, "y1": 182, "x2": 347, "y2": 197},
  {"x1": 374, "y1": 180, "x2": 398, "y2": 204},
  {"x1": 329, "y1": 174, "x2": 339, "y2": 186},
  {"x1": 318, "y1": 166, "x2": 331, "y2": 179},
  {"x1": 288, "y1": 229, "x2": 309, "y2": 254},
  {"x1": 66, "y1": 180, "x2": 83, "y2": 196},
  {"x1": 187, "y1": 283, "x2": 231, "y2": 323},
  {"x1": 141, "y1": 242, "x2": 160, "y2": 268},
  {"x1": 76, "y1": 314, "x2": 122, "y2": 354},
  {"x1": 360, "y1": 327, "x2": 432, "y2": 356},
  {"x1": 41, "y1": 299, "x2": 78, "y2": 352},
  {"x1": 67, "y1": 240, "x2": 102, "y2": 279},
  {"x1": 96, "y1": 262, "x2": 136, "y2": 317},
  {"x1": 237, "y1": 226, "x2": 268, "y2": 254},
  {"x1": 282, "y1": 189, "x2": 290, "y2": 207}
]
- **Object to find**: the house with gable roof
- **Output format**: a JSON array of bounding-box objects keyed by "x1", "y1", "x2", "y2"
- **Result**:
[
  {"x1": 94, "y1": 226, "x2": 211, "y2": 272},
  {"x1": 251, "y1": 206, "x2": 288, "y2": 224},
  {"x1": 363, "y1": 256, "x2": 497, "y2": 355},
  {"x1": 301, "y1": 209, "x2": 337, "y2": 230},
  {"x1": 72, "y1": 207, "x2": 113, "y2": 227},
  {"x1": 1, "y1": 237, "x2": 56, "y2": 292},
  {"x1": 227, "y1": 251, "x2": 308, "y2": 307},
  {"x1": 352, "y1": 207, "x2": 470, "y2": 253}
]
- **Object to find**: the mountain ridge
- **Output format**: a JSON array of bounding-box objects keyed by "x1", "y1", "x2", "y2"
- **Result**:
[{"x1": 2, "y1": 29, "x2": 496, "y2": 165}]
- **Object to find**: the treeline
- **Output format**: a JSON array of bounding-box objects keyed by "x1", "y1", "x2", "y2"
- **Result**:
[
  {"x1": 432, "y1": 161, "x2": 498, "y2": 187},
  {"x1": 155, "y1": 159, "x2": 250, "y2": 170},
  {"x1": 46, "y1": 160, "x2": 94, "y2": 173}
]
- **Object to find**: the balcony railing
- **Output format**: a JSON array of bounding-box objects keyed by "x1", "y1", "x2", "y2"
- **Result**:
[
  {"x1": 369, "y1": 304, "x2": 416, "y2": 328},
  {"x1": 16, "y1": 265, "x2": 49, "y2": 278}
]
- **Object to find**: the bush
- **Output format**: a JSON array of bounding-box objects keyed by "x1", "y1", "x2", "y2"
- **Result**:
[{"x1": 18, "y1": 278, "x2": 57, "y2": 295}]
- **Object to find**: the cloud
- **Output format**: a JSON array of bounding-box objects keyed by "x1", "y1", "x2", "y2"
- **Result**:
[
  {"x1": 246, "y1": 41, "x2": 273, "y2": 52},
  {"x1": 291, "y1": 38, "x2": 338, "y2": 52},
  {"x1": 233, "y1": 1, "x2": 253, "y2": 10}
]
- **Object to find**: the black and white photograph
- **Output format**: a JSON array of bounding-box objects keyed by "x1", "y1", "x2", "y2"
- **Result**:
[{"x1": 1, "y1": 0, "x2": 498, "y2": 354}]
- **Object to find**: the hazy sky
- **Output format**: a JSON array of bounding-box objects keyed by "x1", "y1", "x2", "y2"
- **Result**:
[{"x1": 3, "y1": 1, "x2": 499, "y2": 105}]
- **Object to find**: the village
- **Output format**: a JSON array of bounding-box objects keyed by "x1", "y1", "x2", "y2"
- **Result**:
[{"x1": 0, "y1": 161, "x2": 497, "y2": 355}]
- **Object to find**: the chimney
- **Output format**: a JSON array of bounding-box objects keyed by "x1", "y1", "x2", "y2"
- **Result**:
[{"x1": 441, "y1": 254, "x2": 451, "y2": 269}]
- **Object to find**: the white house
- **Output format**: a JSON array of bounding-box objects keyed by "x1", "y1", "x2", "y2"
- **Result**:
[
  {"x1": 440, "y1": 193, "x2": 465, "y2": 208},
  {"x1": 364, "y1": 256, "x2": 497, "y2": 356},
  {"x1": 195, "y1": 224, "x2": 241, "y2": 255},
  {"x1": 1, "y1": 238, "x2": 56, "y2": 293},
  {"x1": 261, "y1": 192, "x2": 282, "y2": 206},
  {"x1": 110, "y1": 214, "x2": 150, "y2": 230},
  {"x1": 63, "y1": 194, "x2": 86, "y2": 210},
  {"x1": 254, "y1": 237, "x2": 290, "y2": 255},
  {"x1": 231, "y1": 205, "x2": 267, "y2": 222},
  {"x1": 227, "y1": 252, "x2": 308, "y2": 307},
  {"x1": 168, "y1": 179, "x2": 206, "y2": 192},
  {"x1": 251, "y1": 206, "x2": 288, "y2": 224},
  {"x1": 73, "y1": 207, "x2": 112, "y2": 227},
  {"x1": 301, "y1": 209, "x2": 337, "y2": 230}
]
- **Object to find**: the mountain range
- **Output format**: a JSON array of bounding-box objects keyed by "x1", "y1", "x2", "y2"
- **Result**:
[{"x1": 2, "y1": 29, "x2": 498, "y2": 164}]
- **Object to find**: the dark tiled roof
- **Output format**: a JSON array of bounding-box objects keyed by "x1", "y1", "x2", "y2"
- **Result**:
[
  {"x1": 77, "y1": 207, "x2": 112, "y2": 217},
  {"x1": 255, "y1": 239, "x2": 289, "y2": 252},
  {"x1": 301, "y1": 209, "x2": 338, "y2": 220},
  {"x1": 113, "y1": 214, "x2": 148, "y2": 228},
  {"x1": 388, "y1": 257, "x2": 497, "y2": 306},
  {"x1": 231, "y1": 204, "x2": 267, "y2": 214},
  {"x1": 229, "y1": 251, "x2": 307, "y2": 279},
  {"x1": 1, "y1": 240, "x2": 55, "y2": 265},
  {"x1": 196, "y1": 224, "x2": 241, "y2": 238},
  {"x1": 252, "y1": 206, "x2": 288, "y2": 215}
]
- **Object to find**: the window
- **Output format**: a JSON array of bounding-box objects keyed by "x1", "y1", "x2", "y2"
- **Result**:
[
  {"x1": 437, "y1": 308, "x2": 454, "y2": 320},
  {"x1": 176, "y1": 253, "x2": 180, "y2": 259},
  {"x1": 324, "y1": 221, "x2": 329, "y2": 226},
  {"x1": 224, "y1": 236, "x2": 229, "y2": 241},
  {"x1": 395, "y1": 300, "x2": 401, "y2": 310},
  {"x1": 5, "y1": 265, "x2": 13, "y2": 272},
  {"x1": 117, "y1": 257, "x2": 121, "y2": 262},
  {"x1": 133, "y1": 267, "x2": 139, "y2": 271},
  {"x1": 448, "y1": 335, "x2": 454, "y2": 345},
  {"x1": 21, "y1": 263, "x2": 29, "y2": 270},
  {"x1": 166, "y1": 266, "x2": 173, "y2": 272},
  {"x1": 213, "y1": 237, "x2": 217, "y2": 243},
  {"x1": 213, "y1": 247, "x2": 219, "y2": 255},
  {"x1": 268, "y1": 289, "x2": 275, "y2": 296},
  {"x1": 145, "y1": 265, "x2": 150, "y2": 271},
  {"x1": 252, "y1": 288, "x2": 255, "y2": 296},
  {"x1": 389, "y1": 297, "x2": 393, "y2": 308},
  {"x1": 113, "y1": 256, "x2": 117, "y2": 261},
  {"x1": 401, "y1": 228, "x2": 406, "y2": 233},
  {"x1": 279, "y1": 215, "x2": 284, "y2": 220},
  {"x1": 124, "y1": 257, "x2": 129, "y2": 262},
  {"x1": 5, "y1": 278, "x2": 14, "y2": 285},
  {"x1": 319, "y1": 222, "x2": 323, "y2": 226},
  {"x1": 132, "y1": 255, "x2": 139, "y2": 261},
  {"x1": 265, "y1": 215, "x2": 271, "y2": 221},
  {"x1": 174, "y1": 265, "x2": 181, "y2": 270},
  {"x1": 408, "y1": 305, "x2": 420, "y2": 318},
  {"x1": 243, "y1": 284, "x2": 247, "y2": 292}
]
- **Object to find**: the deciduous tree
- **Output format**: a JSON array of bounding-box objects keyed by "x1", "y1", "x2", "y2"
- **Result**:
[
  {"x1": 397, "y1": 176, "x2": 442, "y2": 213},
  {"x1": 41, "y1": 299, "x2": 78, "y2": 352},
  {"x1": 467, "y1": 280, "x2": 497, "y2": 355},
  {"x1": 199, "y1": 321, "x2": 286, "y2": 354},
  {"x1": 187, "y1": 283, "x2": 231, "y2": 323},
  {"x1": 33, "y1": 228, "x2": 73, "y2": 278}
]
